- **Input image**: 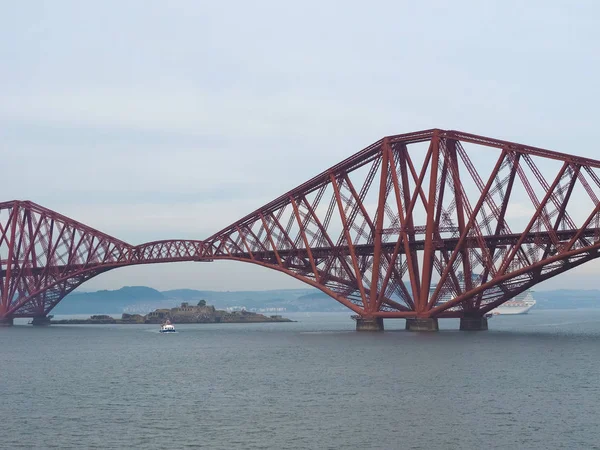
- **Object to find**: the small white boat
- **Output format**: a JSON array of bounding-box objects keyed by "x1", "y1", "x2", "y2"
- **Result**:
[{"x1": 159, "y1": 319, "x2": 176, "y2": 333}]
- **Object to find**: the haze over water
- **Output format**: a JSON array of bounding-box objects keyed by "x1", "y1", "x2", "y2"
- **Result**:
[{"x1": 2, "y1": 310, "x2": 600, "y2": 449}]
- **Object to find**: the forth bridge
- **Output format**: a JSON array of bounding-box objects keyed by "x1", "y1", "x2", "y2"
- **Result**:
[{"x1": 2, "y1": 129, "x2": 600, "y2": 331}]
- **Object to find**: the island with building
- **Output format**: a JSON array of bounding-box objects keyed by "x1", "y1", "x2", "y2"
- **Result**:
[{"x1": 50, "y1": 300, "x2": 294, "y2": 325}]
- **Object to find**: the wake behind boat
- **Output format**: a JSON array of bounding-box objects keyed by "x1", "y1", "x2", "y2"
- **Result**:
[{"x1": 159, "y1": 319, "x2": 176, "y2": 333}]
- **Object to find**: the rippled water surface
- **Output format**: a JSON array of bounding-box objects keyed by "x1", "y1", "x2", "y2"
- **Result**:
[{"x1": 2, "y1": 310, "x2": 600, "y2": 449}]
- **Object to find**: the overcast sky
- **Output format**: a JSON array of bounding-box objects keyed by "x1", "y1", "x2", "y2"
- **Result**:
[{"x1": 2, "y1": 1, "x2": 600, "y2": 292}]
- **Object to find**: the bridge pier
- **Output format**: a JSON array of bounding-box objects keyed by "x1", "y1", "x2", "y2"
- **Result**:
[
  {"x1": 355, "y1": 317, "x2": 384, "y2": 332},
  {"x1": 31, "y1": 316, "x2": 52, "y2": 326},
  {"x1": 459, "y1": 316, "x2": 488, "y2": 331},
  {"x1": 0, "y1": 317, "x2": 14, "y2": 327},
  {"x1": 405, "y1": 318, "x2": 439, "y2": 332}
]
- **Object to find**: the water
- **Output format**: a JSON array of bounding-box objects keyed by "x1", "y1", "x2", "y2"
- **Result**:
[{"x1": 2, "y1": 310, "x2": 600, "y2": 449}]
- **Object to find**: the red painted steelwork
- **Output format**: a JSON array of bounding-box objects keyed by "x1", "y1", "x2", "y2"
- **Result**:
[{"x1": 3, "y1": 128, "x2": 600, "y2": 321}]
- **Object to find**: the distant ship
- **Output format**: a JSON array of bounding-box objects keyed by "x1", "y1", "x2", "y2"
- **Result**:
[
  {"x1": 430, "y1": 277, "x2": 536, "y2": 315},
  {"x1": 159, "y1": 319, "x2": 176, "y2": 333},
  {"x1": 489, "y1": 291, "x2": 536, "y2": 315}
]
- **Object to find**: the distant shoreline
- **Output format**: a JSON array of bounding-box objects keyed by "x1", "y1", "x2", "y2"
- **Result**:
[
  {"x1": 50, "y1": 316, "x2": 295, "y2": 325},
  {"x1": 50, "y1": 301, "x2": 295, "y2": 325},
  {"x1": 53, "y1": 286, "x2": 600, "y2": 316}
]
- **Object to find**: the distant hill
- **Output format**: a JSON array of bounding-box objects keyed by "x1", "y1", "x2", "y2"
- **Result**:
[
  {"x1": 533, "y1": 289, "x2": 600, "y2": 310},
  {"x1": 52, "y1": 286, "x2": 168, "y2": 314},
  {"x1": 53, "y1": 286, "x2": 345, "y2": 315},
  {"x1": 161, "y1": 288, "x2": 340, "y2": 312},
  {"x1": 52, "y1": 286, "x2": 600, "y2": 315}
]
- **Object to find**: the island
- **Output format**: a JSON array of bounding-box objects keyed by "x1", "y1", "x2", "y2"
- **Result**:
[{"x1": 50, "y1": 301, "x2": 294, "y2": 324}]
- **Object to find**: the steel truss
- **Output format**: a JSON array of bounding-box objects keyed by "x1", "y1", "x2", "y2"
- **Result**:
[{"x1": 3, "y1": 129, "x2": 600, "y2": 320}]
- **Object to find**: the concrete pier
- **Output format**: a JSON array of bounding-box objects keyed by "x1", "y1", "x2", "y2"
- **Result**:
[
  {"x1": 459, "y1": 316, "x2": 488, "y2": 331},
  {"x1": 31, "y1": 316, "x2": 52, "y2": 326},
  {"x1": 405, "y1": 318, "x2": 439, "y2": 332},
  {"x1": 355, "y1": 317, "x2": 384, "y2": 332},
  {"x1": 0, "y1": 317, "x2": 14, "y2": 327}
]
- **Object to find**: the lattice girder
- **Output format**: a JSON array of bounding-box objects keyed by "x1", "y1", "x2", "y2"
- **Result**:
[{"x1": 3, "y1": 129, "x2": 600, "y2": 320}]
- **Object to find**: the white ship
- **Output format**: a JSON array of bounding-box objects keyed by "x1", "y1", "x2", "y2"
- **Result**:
[
  {"x1": 489, "y1": 291, "x2": 536, "y2": 315},
  {"x1": 159, "y1": 319, "x2": 176, "y2": 333},
  {"x1": 430, "y1": 276, "x2": 536, "y2": 315}
]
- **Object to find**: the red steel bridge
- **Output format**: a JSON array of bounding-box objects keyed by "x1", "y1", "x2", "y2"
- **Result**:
[{"x1": 2, "y1": 129, "x2": 600, "y2": 331}]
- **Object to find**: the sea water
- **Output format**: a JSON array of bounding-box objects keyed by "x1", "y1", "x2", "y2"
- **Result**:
[{"x1": 2, "y1": 310, "x2": 600, "y2": 449}]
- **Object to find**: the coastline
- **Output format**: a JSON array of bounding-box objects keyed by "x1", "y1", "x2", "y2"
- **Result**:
[
  {"x1": 50, "y1": 301, "x2": 294, "y2": 325},
  {"x1": 50, "y1": 314, "x2": 295, "y2": 325}
]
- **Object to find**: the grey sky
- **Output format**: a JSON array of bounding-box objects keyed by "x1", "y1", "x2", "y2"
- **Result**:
[{"x1": 2, "y1": 0, "x2": 600, "y2": 291}]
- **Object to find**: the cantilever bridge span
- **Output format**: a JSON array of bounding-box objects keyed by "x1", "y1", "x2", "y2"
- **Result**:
[{"x1": 3, "y1": 129, "x2": 600, "y2": 331}]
